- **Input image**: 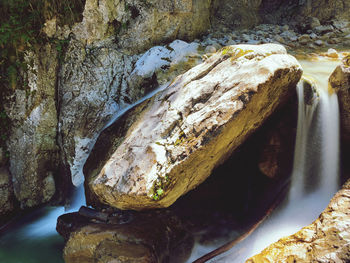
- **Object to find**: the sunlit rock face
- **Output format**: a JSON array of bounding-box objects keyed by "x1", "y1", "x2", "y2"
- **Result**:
[
  {"x1": 329, "y1": 56, "x2": 350, "y2": 146},
  {"x1": 84, "y1": 44, "x2": 302, "y2": 210},
  {"x1": 246, "y1": 179, "x2": 350, "y2": 263},
  {"x1": 71, "y1": 0, "x2": 211, "y2": 53}
]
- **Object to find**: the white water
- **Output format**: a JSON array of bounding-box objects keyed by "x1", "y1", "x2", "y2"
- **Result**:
[{"x1": 207, "y1": 59, "x2": 341, "y2": 262}]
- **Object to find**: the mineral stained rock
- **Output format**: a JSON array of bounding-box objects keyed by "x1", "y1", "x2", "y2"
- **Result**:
[{"x1": 85, "y1": 44, "x2": 302, "y2": 210}]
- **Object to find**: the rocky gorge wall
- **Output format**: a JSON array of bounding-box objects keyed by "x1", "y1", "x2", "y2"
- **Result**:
[{"x1": 2, "y1": 0, "x2": 350, "y2": 220}]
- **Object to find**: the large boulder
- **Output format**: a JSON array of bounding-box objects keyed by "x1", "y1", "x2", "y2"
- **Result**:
[
  {"x1": 57, "y1": 209, "x2": 193, "y2": 263},
  {"x1": 246, "y1": 179, "x2": 350, "y2": 263},
  {"x1": 58, "y1": 39, "x2": 199, "y2": 187},
  {"x1": 84, "y1": 43, "x2": 302, "y2": 210}
]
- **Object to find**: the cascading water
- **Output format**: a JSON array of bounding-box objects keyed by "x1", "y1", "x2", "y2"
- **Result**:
[
  {"x1": 207, "y1": 58, "x2": 341, "y2": 262},
  {"x1": 0, "y1": 51, "x2": 344, "y2": 263}
]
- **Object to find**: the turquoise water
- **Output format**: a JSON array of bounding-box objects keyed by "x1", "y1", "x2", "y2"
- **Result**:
[{"x1": 0, "y1": 207, "x2": 64, "y2": 263}]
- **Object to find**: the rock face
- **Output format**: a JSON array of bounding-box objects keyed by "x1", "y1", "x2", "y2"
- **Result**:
[
  {"x1": 58, "y1": 39, "x2": 198, "y2": 187},
  {"x1": 211, "y1": 0, "x2": 262, "y2": 29},
  {"x1": 246, "y1": 179, "x2": 350, "y2": 263},
  {"x1": 57, "y1": 210, "x2": 193, "y2": 263},
  {"x1": 84, "y1": 44, "x2": 302, "y2": 210},
  {"x1": 4, "y1": 44, "x2": 59, "y2": 209},
  {"x1": 329, "y1": 56, "x2": 350, "y2": 146},
  {"x1": 69, "y1": 0, "x2": 211, "y2": 53},
  {"x1": 260, "y1": 0, "x2": 350, "y2": 25}
]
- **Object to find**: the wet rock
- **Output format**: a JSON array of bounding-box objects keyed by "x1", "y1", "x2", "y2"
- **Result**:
[
  {"x1": 58, "y1": 39, "x2": 197, "y2": 187},
  {"x1": 57, "y1": 210, "x2": 193, "y2": 263},
  {"x1": 326, "y1": 48, "x2": 339, "y2": 59},
  {"x1": 4, "y1": 44, "x2": 59, "y2": 209},
  {"x1": 246, "y1": 179, "x2": 350, "y2": 263},
  {"x1": 58, "y1": 39, "x2": 140, "y2": 186},
  {"x1": 84, "y1": 44, "x2": 302, "y2": 210},
  {"x1": 329, "y1": 55, "x2": 350, "y2": 146}
]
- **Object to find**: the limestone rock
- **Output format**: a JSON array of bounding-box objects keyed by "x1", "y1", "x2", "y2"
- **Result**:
[
  {"x1": 84, "y1": 44, "x2": 302, "y2": 210},
  {"x1": 4, "y1": 44, "x2": 59, "y2": 208},
  {"x1": 58, "y1": 39, "x2": 141, "y2": 186},
  {"x1": 58, "y1": 39, "x2": 197, "y2": 186},
  {"x1": 72, "y1": 0, "x2": 211, "y2": 53},
  {"x1": 246, "y1": 179, "x2": 350, "y2": 263},
  {"x1": 57, "y1": 210, "x2": 193, "y2": 263},
  {"x1": 329, "y1": 56, "x2": 350, "y2": 146}
]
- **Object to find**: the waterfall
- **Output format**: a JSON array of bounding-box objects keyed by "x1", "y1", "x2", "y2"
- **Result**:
[
  {"x1": 290, "y1": 76, "x2": 339, "y2": 201},
  {"x1": 208, "y1": 59, "x2": 341, "y2": 263}
]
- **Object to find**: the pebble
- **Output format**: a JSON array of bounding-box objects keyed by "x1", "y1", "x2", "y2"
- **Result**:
[
  {"x1": 309, "y1": 33, "x2": 318, "y2": 39},
  {"x1": 298, "y1": 34, "x2": 311, "y2": 45},
  {"x1": 275, "y1": 36, "x2": 285, "y2": 44},
  {"x1": 204, "y1": 45, "x2": 217, "y2": 53},
  {"x1": 327, "y1": 48, "x2": 339, "y2": 59},
  {"x1": 314, "y1": 40, "x2": 324, "y2": 46},
  {"x1": 226, "y1": 39, "x2": 237, "y2": 46},
  {"x1": 314, "y1": 25, "x2": 334, "y2": 35},
  {"x1": 281, "y1": 25, "x2": 289, "y2": 31}
]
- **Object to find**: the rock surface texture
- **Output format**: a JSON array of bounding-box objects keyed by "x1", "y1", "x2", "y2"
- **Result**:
[
  {"x1": 69, "y1": 0, "x2": 211, "y2": 53},
  {"x1": 4, "y1": 44, "x2": 59, "y2": 209},
  {"x1": 329, "y1": 56, "x2": 350, "y2": 146},
  {"x1": 246, "y1": 179, "x2": 350, "y2": 263},
  {"x1": 85, "y1": 44, "x2": 302, "y2": 210},
  {"x1": 57, "y1": 210, "x2": 193, "y2": 263}
]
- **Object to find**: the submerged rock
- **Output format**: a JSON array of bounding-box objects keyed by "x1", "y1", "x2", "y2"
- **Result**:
[
  {"x1": 246, "y1": 179, "x2": 350, "y2": 263},
  {"x1": 84, "y1": 44, "x2": 302, "y2": 210}
]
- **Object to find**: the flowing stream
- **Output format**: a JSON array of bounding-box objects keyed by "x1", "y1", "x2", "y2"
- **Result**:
[
  {"x1": 0, "y1": 53, "x2": 344, "y2": 263},
  {"x1": 205, "y1": 57, "x2": 341, "y2": 262}
]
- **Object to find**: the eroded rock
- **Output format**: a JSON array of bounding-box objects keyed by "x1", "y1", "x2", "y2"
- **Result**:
[
  {"x1": 71, "y1": 0, "x2": 211, "y2": 53},
  {"x1": 329, "y1": 55, "x2": 350, "y2": 145},
  {"x1": 84, "y1": 44, "x2": 302, "y2": 210},
  {"x1": 246, "y1": 179, "x2": 350, "y2": 263},
  {"x1": 5, "y1": 44, "x2": 59, "y2": 208},
  {"x1": 57, "y1": 210, "x2": 193, "y2": 263}
]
